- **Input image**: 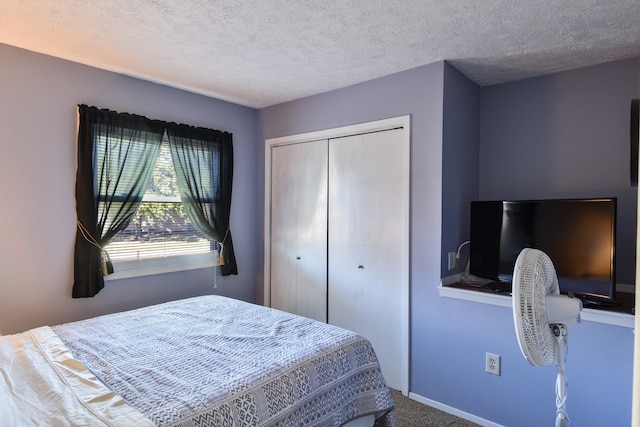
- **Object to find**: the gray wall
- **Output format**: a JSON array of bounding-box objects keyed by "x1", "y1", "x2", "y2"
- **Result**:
[{"x1": 0, "y1": 43, "x2": 260, "y2": 334}]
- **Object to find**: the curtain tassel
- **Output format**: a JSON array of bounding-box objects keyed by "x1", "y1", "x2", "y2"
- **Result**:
[
  {"x1": 101, "y1": 251, "x2": 114, "y2": 276},
  {"x1": 77, "y1": 220, "x2": 113, "y2": 276},
  {"x1": 218, "y1": 228, "x2": 230, "y2": 266}
]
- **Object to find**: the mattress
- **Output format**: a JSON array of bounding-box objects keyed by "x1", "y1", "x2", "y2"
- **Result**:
[{"x1": 1, "y1": 295, "x2": 395, "y2": 426}]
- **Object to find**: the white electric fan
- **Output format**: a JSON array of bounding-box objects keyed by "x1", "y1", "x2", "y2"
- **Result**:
[{"x1": 512, "y1": 248, "x2": 583, "y2": 427}]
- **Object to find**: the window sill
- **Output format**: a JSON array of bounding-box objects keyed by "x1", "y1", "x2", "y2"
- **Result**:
[
  {"x1": 105, "y1": 252, "x2": 219, "y2": 281},
  {"x1": 439, "y1": 274, "x2": 635, "y2": 329}
]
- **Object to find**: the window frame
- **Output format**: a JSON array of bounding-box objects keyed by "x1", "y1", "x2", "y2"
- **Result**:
[
  {"x1": 105, "y1": 252, "x2": 219, "y2": 280},
  {"x1": 102, "y1": 134, "x2": 221, "y2": 280}
]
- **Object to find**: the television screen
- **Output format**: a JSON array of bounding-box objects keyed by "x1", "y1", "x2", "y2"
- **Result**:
[{"x1": 469, "y1": 198, "x2": 616, "y2": 302}]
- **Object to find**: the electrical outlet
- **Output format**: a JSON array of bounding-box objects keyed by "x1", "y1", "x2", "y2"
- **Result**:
[
  {"x1": 486, "y1": 352, "x2": 501, "y2": 376},
  {"x1": 448, "y1": 252, "x2": 457, "y2": 270}
]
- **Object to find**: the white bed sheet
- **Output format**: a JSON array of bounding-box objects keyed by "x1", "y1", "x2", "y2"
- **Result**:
[{"x1": 0, "y1": 326, "x2": 154, "y2": 427}]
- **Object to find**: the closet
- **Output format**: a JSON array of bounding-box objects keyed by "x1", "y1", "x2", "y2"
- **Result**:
[{"x1": 264, "y1": 116, "x2": 409, "y2": 393}]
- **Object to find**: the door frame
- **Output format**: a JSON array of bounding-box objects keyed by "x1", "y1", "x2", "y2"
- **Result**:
[{"x1": 264, "y1": 115, "x2": 411, "y2": 395}]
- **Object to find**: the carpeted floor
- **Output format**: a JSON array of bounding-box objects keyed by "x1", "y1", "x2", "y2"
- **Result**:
[{"x1": 390, "y1": 389, "x2": 481, "y2": 427}]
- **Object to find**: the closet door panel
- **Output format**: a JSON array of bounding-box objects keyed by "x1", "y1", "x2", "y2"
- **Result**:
[
  {"x1": 270, "y1": 141, "x2": 328, "y2": 322},
  {"x1": 328, "y1": 129, "x2": 406, "y2": 390}
]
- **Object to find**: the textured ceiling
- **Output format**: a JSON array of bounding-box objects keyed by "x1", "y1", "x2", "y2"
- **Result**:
[{"x1": 1, "y1": 0, "x2": 639, "y2": 108}]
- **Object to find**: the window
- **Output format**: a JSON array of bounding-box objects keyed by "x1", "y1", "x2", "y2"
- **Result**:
[
  {"x1": 74, "y1": 105, "x2": 236, "y2": 298},
  {"x1": 106, "y1": 137, "x2": 216, "y2": 259}
]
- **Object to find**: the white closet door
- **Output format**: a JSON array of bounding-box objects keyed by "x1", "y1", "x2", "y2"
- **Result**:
[
  {"x1": 270, "y1": 140, "x2": 328, "y2": 322},
  {"x1": 328, "y1": 128, "x2": 407, "y2": 391}
]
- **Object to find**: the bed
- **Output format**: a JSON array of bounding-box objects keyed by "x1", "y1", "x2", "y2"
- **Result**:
[{"x1": 0, "y1": 295, "x2": 395, "y2": 426}]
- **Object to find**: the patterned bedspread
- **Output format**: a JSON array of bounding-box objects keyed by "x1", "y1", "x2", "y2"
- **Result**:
[{"x1": 52, "y1": 296, "x2": 395, "y2": 427}]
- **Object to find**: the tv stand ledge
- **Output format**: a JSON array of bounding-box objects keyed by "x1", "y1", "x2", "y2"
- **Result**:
[{"x1": 439, "y1": 274, "x2": 634, "y2": 329}]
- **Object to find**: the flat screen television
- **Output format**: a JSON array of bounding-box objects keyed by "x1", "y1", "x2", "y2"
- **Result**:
[{"x1": 469, "y1": 198, "x2": 617, "y2": 303}]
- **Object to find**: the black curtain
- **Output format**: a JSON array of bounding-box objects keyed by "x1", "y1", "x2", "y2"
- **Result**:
[
  {"x1": 73, "y1": 105, "x2": 165, "y2": 297},
  {"x1": 166, "y1": 123, "x2": 238, "y2": 276}
]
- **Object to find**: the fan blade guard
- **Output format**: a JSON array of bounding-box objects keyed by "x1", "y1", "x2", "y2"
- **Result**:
[{"x1": 512, "y1": 248, "x2": 559, "y2": 366}]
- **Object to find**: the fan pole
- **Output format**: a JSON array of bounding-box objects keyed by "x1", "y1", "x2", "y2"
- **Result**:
[{"x1": 554, "y1": 325, "x2": 570, "y2": 427}]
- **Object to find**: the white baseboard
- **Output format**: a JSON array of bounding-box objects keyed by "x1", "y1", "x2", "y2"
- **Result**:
[{"x1": 408, "y1": 391, "x2": 504, "y2": 427}]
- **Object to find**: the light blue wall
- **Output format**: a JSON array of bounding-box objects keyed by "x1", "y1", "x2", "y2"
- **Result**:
[
  {"x1": 0, "y1": 43, "x2": 259, "y2": 334},
  {"x1": 259, "y1": 61, "x2": 452, "y2": 418},
  {"x1": 479, "y1": 58, "x2": 640, "y2": 286},
  {"x1": 258, "y1": 62, "x2": 446, "y2": 315},
  {"x1": 441, "y1": 63, "x2": 480, "y2": 274},
  {"x1": 471, "y1": 58, "x2": 639, "y2": 426},
  {"x1": 259, "y1": 59, "x2": 637, "y2": 426},
  {"x1": 1, "y1": 39, "x2": 636, "y2": 427}
]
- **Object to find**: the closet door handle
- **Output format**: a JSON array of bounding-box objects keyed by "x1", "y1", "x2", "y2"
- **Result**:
[
  {"x1": 358, "y1": 265, "x2": 364, "y2": 269},
  {"x1": 296, "y1": 256, "x2": 301, "y2": 260}
]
